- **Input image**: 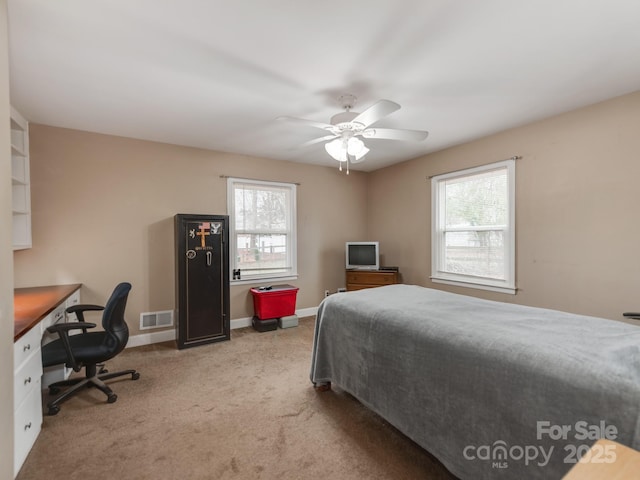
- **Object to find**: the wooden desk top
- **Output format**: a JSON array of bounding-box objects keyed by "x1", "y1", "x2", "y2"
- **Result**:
[{"x1": 14, "y1": 284, "x2": 82, "y2": 341}]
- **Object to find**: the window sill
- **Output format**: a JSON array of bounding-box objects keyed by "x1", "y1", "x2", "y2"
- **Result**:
[
  {"x1": 231, "y1": 275, "x2": 298, "y2": 287},
  {"x1": 430, "y1": 277, "x2": 517, "y2": 295}
]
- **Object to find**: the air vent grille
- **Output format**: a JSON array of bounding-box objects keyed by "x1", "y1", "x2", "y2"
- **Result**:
[{"x1": 140, "y1": 310, "x2": 174, "y2": 330}]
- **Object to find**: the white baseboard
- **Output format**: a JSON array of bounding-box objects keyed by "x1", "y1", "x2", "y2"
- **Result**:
[
  {"x1": 294, "y1": 306, "x2": 318, "y2": 318},
  {"x1": 126, "y1": 328, "x2": 176, "y2": 348},
  {"x1": 126, "y1": 306, "x2": 318, "y2": 348}
]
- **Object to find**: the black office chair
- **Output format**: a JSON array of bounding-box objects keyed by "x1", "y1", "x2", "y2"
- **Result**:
[{"x1": 41, "y1": 282, "x2": 140, "y2": 415}]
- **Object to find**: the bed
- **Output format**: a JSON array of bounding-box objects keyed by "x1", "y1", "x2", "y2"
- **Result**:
[{"x1": 310, "y1": 284, "x2": 640, "y2": 479}]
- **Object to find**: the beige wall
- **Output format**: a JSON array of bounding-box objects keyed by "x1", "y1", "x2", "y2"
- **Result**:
[
  {"x1": 1, "y1": 0, "x2": 14, "y2": 477},
  {"x1": 368, "y1": 90, "x2": 640, "y2": 321},
  {"x1": 13, "y1": 126, "x2": 368, "y2": 336},
  {"x1": 11, "y1": 91, "x2": 640, "y2": 345}
]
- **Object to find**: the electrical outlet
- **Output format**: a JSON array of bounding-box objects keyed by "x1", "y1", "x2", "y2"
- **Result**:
[{"x1": 324, "y1": 290, "x2": 330, "y2": 297}]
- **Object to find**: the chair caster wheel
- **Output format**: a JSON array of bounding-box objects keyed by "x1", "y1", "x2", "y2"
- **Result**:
[
  {"x1": 99, "y1": 368, "x2": 108, "y2": 374},
  {"x1": 48, "y1": 406, "x2": 60, "y2": 415},
  {"x1": 107, "y1": 393, "x2": 118, "y2": 403},
  {"x1": 132, "y1": 372, "x2": 140, "y2": 380}
]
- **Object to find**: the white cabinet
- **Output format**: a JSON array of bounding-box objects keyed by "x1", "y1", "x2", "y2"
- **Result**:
[
  {"x1": 10, "y1": 106, "x2": 31, "y2": 250},
  {"x1": 13, "y1": 325, "x2": 43, "y2": 478},
  {"x1": 41, "y1": 290, "x2": 83, "y2": 385},
  {"x1": 41, "y1": 304, "x2": 72, "y2": 387},
  {"x1": 13, "y1": 284, "x2": 82, "y2": 477}
]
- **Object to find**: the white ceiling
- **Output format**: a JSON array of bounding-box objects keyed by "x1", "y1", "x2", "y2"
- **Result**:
[{"x1": 7, "y1": 0, "x2": 640, "y2": 172}]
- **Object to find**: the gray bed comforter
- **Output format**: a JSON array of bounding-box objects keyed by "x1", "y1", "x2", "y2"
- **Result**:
[{"x1": 310, "y1": 285, "x2": 640, "y2": 479}]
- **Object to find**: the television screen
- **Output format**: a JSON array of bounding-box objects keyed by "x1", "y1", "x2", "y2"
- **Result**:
[{"x1": 346, "y1": 242, "x2": 379, "y2": 270}]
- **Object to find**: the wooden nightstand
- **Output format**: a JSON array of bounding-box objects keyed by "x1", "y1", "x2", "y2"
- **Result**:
[
  {"x1": 562, "y1": 439, "x2": 640, "y2": 479},
  {"x1": 346, "y1": 270, "x2": 399, "y2": 291}
]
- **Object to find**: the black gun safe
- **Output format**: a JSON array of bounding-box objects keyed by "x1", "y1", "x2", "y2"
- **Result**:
[{"x1": 174, "y1": 214, "x2": 230, "y2": 349}]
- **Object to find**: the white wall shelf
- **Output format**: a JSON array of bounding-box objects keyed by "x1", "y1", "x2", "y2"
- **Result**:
[{"x1": 10, "y1": 107, "x2": 31, "y2": 250}]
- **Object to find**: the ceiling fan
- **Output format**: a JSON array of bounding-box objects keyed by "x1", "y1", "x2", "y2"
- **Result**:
[{"x1": 279, "y1": 94, "x2": 429, "y2": 173}]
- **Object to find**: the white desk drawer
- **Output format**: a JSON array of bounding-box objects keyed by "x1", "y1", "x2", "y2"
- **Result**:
[
  {"x1": 14, "y1": 323, "x2": 41, "y2": 371},
  {"x1": 14, "y1": 386, "x2": 43, "y2": 478},
  {"x1": 65, "y1": 290, "x2": 80, "y2": 321},
  {"x1": 41, "y1": 305, "x2": 66, "y2": 346},
  {"x1": 40, "y1": 304, "x2": 65, "y2": 331},
  {"x1": 14, "y1": 352, "x2": 43, "y2": 407}
]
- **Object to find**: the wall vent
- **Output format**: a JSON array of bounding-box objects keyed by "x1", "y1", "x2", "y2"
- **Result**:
[{"x1": 140, "y1": 310, "x2": 174, "y2": 330}]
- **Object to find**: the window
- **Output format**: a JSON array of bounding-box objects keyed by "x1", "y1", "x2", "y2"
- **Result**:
[
  {"x1": 431, "y1": 159, "x2": 515, "y2": 294},
  {"x1": 227, "y1": 178, "x2": 297, "y2": 282}
]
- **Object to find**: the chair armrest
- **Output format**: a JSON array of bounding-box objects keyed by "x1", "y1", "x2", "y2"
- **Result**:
[
  {"x1": 66, "y1": 304, "x2": 104, "y2": 323},
  {"x1": 46, "y1": 322, "x2": 96, "y2": 372},
  {"x1": 46, "y1": 322, "x2": 96, "y2": 334},
  {"x1": 623, "y1": 312, "x2": 640, "y2": 320}
]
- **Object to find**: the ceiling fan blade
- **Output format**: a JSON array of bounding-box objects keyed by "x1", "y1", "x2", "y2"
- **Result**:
[
  {"x1": 351, "y1": 100, "x2": 400, "y2": 127},
  {"x1": 362, "y1": 128, "x2": 429, "y2": 141},
  {"x1": 300, "y1": 134, "x2": 337, "y2": 148},
  {"x1": 277, "y1": 116, "x2": 333, "y2": 131}
]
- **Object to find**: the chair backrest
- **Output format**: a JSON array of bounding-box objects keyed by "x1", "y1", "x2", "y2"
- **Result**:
[{"x1": 101, "y1": 282, "x2": 132, "y2": 358}]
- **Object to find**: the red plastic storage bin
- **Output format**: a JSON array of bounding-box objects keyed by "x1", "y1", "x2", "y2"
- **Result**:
[{"x1": 250, "y1": 284, "x2": 299, "y2": 320}]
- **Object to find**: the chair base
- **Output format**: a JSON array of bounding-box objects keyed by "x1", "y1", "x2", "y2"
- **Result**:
[{"x1": 46, "y1": 367, "x2": 140, "y2": 415}]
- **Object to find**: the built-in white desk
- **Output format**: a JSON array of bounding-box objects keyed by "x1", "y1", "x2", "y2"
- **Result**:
[{"x1": 13, "y1": 284, "x2": 81, "y2": 478}]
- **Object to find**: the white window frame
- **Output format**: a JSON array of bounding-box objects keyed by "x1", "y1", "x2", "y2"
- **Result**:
[
  {"x1": 431, "y1": 159, "x2": 516, "y2": 294},
  {"x1": 227, "y1": 178, "x2": 297, "y2": 284}
]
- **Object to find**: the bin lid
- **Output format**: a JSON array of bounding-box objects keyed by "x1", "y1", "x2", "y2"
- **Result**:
[{"x1": 250, "y1": 284, "x2": 299, "y2": 294}]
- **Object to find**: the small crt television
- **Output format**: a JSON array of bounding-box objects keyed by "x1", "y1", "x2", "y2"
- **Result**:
[{"x1": 346, "y1": 242, "x2": 379, "y2": 270}]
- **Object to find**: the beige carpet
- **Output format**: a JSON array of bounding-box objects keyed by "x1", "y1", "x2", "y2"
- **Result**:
[{"x1": 17, "y1": 317, "x2": 457, "y2": 480}]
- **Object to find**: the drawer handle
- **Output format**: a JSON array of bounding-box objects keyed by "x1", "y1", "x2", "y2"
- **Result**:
[
  {"x1": 24, "y1": 376, "x2": 32, "y2": 385},
  {"x1": 24, "y1": 422, "x2": 32, "y2": 431},
  {"x1": 23, "y1": 344, "x2": 31, "y2": 352}
]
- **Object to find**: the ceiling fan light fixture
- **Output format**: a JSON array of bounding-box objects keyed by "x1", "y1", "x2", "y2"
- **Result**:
[
  {"x1": 355, "y1": 145, "x2": 370, "y2": 161},
  {"x1": 325, "y1": 138, "x2": 348, "y2": 162},
  {"x1": 325, "y1": 137, "x2": 369, "y2": 163},
  {"x1": 347, "y1": 137, "x2": 366, "y2": 156}
]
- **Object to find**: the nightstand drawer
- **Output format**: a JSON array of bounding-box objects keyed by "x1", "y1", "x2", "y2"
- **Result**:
[
  {"x1": 346, "y1": 271, "x2": 397, "y2": 285},
  {"x1": 346, "y1": 269, "x2": 400, "y2": 291}
]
